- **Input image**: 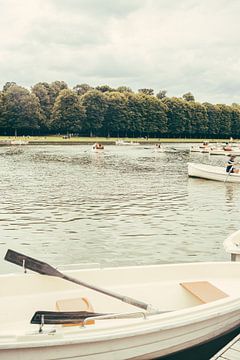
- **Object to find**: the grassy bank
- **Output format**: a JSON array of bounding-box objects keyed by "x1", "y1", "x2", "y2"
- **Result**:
[{"x1": 0, "y1": 136, "x2": 236, "y2": 144}]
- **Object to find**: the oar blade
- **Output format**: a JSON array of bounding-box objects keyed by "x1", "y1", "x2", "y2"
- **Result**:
[
  {"x1": 4, "y1": 249, "x2": 62, "y2": 277},
  {"x1": 31, "y1": 311, "x2": 105, "y2": 324}
]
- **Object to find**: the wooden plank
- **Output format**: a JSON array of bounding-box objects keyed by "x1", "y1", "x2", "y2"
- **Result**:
[
  {"x1": 231, "y1": 341, "x2": 240, "y2": 352},
  {"x1": 220, "y1": 348, "x2": 240, "y2": 360},
  {"x1": 211, "y1": 335, "x2": 240, "y2": 359},
  {"x1": 56, "y1": 297, "x2": 95, "y2": 326},
  {"x1": 180, "y1": 281, "x2": 228, "y2": 303}
]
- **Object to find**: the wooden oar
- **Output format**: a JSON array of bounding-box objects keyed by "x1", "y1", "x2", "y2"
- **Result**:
[
  {"x1": 5, "y1": 249, "x2": 157, "y2": 312},
  {"x1": 31, "y1": 310, "x2": 149, "y2": 325},
  {"x1": 224, "y1": 165, "x2": 233, "y2": 183},
  {"x1": 31, "y1": 311, "x2": 106, "y2": 325}
]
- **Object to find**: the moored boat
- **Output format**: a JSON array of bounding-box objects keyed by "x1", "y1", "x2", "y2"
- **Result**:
[
  {"x1": 188, "y1": 162, "x2": 240, "y2": 183},
  {"x1": 223, "y1": 229, "x2": 240, "y2": 261},
  {"x1": 115, "y1": 140, "x2": 140, "y2": 146},
  {"x1": 92, "y1": 143, "x2": 104, "y2": 151},
  {"x1": 210, "y1": 149, "x2": 240, "y2": 156},
  {"x1": 2, "y1": 249, "x2": 240, "y2": 359}
]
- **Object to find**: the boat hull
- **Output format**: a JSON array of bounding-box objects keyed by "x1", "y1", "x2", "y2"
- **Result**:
[
  {"x1": 2, "y1": 262, "x2": 240, "y2": 359},
  {"x1": 188, "y1": 162, "x2": 240, "y2": 183}
]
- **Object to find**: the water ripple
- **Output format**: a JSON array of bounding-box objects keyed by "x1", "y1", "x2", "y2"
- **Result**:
[{"x1": 0, "y1": 144, "x2": 238, "y2": 273}]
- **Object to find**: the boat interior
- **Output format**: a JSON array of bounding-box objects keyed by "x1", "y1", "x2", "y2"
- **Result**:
[{"x1": 0, "y1": 262, "x2": 239, "y2": 336}]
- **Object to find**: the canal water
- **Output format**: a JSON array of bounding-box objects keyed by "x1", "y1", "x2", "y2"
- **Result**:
[
  {"x1": 0, "y1": 143, "x2": 239, "y2": 274},
  {"x1": 1, "y1": 143, "x2": 239, "y2": 359}
]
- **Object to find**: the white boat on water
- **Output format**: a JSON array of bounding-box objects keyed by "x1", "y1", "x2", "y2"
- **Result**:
[
  {"x1": 190, "y1": 145, "x2": 211, "y2": 153},
  {"x1": 2, "y1": 249, "x2": 240, "y2": 359},
  {"x1": 188, "y1": 162, "x2": 240, "y2": 183},
  {"x1": 92, "y1": 143, "x2": 104, "y2": 152},
  {"x1": 115, "y1": 140, "x2": 140, "y2": 146},
  {"x1": 210, "y1": 148, "x2": 240, "y2": 156},
  {"x1": 223, "y1": 229, "x2": 240, "y2": 262}
]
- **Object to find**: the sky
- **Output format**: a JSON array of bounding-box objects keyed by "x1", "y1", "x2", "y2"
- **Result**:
[{"x1": 0, "y1": 0, "x2": 240, "y2": 104}]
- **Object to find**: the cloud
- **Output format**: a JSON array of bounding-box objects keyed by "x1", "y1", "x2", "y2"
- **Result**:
[{"x1": 0, "y1": 0, "x2": 240, "y2": 103}]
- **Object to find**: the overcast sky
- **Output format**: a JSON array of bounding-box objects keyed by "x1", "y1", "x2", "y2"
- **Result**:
[{"x1": 0, "y1": 0, "x2": 240, "y2": 104}]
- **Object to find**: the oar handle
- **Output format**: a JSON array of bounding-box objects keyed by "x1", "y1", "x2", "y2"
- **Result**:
[{"x1": 62, "y1": 274, "x2": 149, "y2": 310}]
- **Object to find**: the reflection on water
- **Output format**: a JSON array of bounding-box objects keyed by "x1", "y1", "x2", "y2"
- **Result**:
[{"x1": 0, "y1": 144, "x2": 239, "y2": 273}]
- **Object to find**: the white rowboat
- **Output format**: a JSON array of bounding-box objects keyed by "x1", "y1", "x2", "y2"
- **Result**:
[
  {"x1": 115, "y1": 140, "x2": 140, "y2": 146},
  {"x1": 210, "y1": 149, "x2": 240, "y2": 156},
  {"x1": 1, "y1": 250, "x2": 240, "y2": 359},
  {"x1": 188, "y1": 162, "x2": 240, "y2": 183}
]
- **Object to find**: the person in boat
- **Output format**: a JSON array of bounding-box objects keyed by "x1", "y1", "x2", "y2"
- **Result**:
[
  {"x1": 226, "y1": 155, "x2": 240, "y2": 173},
  {"x1": 200, "y1": 141, "x2": 209, "y2": 148},
  {"x1": 223, "y1": 142, "x2": 232, "y2": 151},
  {"x1": 93, "y1": 143, "x2": 104, "y2": 150}
]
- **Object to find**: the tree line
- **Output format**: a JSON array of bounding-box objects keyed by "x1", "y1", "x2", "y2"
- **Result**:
[{"x1": 0, "y1": 81, "x2": 239, "y2": 138}]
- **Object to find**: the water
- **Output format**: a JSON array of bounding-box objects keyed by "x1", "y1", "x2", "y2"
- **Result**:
[
  {"x1": 0, "y1": 143, "x2": 239, "y2": 274},
  {"x1": 1, "y1": 143, "x2": 240, "y2": 358}
]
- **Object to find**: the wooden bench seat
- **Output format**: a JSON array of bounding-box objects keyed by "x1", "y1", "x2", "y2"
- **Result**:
[
  {"x1": 180, "y1": 281, "x2": 228, "y2": 303},
  {"x1": 56, "y1": 297, "x2": 95, "y2": 325}
]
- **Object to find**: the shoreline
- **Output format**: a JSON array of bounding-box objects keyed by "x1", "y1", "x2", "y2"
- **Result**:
[{"x1": 0, "y1": 137, "x2": 236, "y2": 146}]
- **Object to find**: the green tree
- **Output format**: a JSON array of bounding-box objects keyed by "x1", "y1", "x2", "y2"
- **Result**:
[
  {"x1": 31, "y1": 82, "x2": 52, "y2": 131},
  {"x1": 81, "y1": 90, "x2": 108, "y2": 136},
  {"x1": 182, "y1": 101, "x2": 208, "y2": 138},
  {"x1": 162, "y1": 97, "x2": 188, "y2": 137},
  {"x1": 0, "y1": 91, "x2": 4, "y2": 130},
  {"x1": 2, "y1": 85, "x2": 42, "y2": 135},
  {"x1": 95, "y1": 85, "x2": 115, "y2": 93},
  {"x1": 134, "y1": 94, "x2": 168, "y2": 137},
  {"x1": 73, "y1": 84, "x2": 93, "y2": 96},
  {"x1": 156, "y1": 90, "x2": 167, "y2": 99},
  {"x1": 230, "y1": 104, "x2": 240, "y2": 138},
  {"x1": 103, "y1": 92, "x2": 129, "y2": 137},
  {"x1": 49, "y1": 81, "x2": 68, "y2": 106},
  {"x1": 216, "y1": 104, "x2": 232, "y2": 138},
  {"x1": 182, "y1": 92, "x2": 195, "y2": 102},
  {"x1": 116, "y1": 86, "x2": 133, "y2": 93},
  {"x1": 203, "y1": 102, "x2": 221, "y2": 137},
  {"x1": 2, "y1": 82, "x2": 17, "y2": 92},
  {"x1": 138, "y1": 88, "x2": 154, "y2": 96},
  {"x1": 50, "y1": 89, "x2": 85, "y2": 134}
]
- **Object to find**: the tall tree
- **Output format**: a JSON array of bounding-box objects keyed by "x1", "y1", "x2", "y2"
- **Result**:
[
  {"x1": 2, "y1": 85, "x2": 42, "y2": 135},
  {"x1": 103, "y1": 92, "x2": 128, "y2": 137},
  {"x1": 95, "y1": 85, "x2": 115, "y2": 93},
  {"x1": 31, "y1": 82, "x2": 52, "y2": 131},
  {"x1": 116, "y1": 86, "x2": 133, "y2": 93},
  {"x1": 230, "y1": 104, "x2": 240, "y2": 138},
  {"x1": 50, "y1": 89, "x2": 85, "y2": 134},
  {"x1": 138, "y1": 88, "x2": 154, "y2": 96},
  {"x1": 2, "y1": 82, "x2": 16, "y2": 92},
  {"x1": 139, "y1": 94, "x2": 168, "y2": 136},
  {"x1": 182, "y1": 92, "x2": 195, "y2": 102},
  {"x1": 156, "y1": 90, "x2": 167, "y2": 100},
  {"x1": 81, "y1": 90, "x2": 108, "y2": 136},
  {"x1": 162, "y1": 97, "x2": 188, "y2": 137},
  {"x1": 203, "y1": 102, "x2": 221, "y2": 137},
  {"x1": 216, "y1": 104, "x2": 232, "y2": 138},
  {"x1": 187, "y1": 102, "x2": 208, "y2": 137},
  {"x1": 73, "y1": 84, "x2": 93, "y2": 96},
  {"x1": 49, "y1": 81, "x2": 68, "y2": 107}
]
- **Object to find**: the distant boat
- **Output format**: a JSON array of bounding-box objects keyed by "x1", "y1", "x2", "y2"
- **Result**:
[
  {"x1": 210, "y1": 148, "x2": 240, "y2": 156},
  {"x1": 92, "y1": 143, "x2": 104, "y2": 151},
  {"x1": 188, "y1": 162, "x2": 240, "y2": 183},
  {"x1": 10, "y1": 140, "x2": 29, "y2": 145},
  {"x1": 0, "y1": 140, "x2": 29, "y2": 146},
  {"x1": 115, "y1": 140, "x2": 140, "y2": 146},
  {"x1": 2, "y1": 248, "x2": 240, "y2": 359}
]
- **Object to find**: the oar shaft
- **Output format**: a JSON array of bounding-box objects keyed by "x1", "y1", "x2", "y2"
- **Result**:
[
  {"x1": 62, "y1": 274, "x2": 149, "y2": 310},
  {"x1": 4, "y1": 249, "x2": 151, "y2": 312}
]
